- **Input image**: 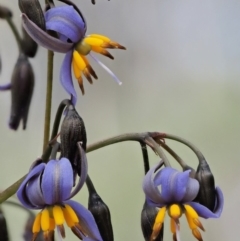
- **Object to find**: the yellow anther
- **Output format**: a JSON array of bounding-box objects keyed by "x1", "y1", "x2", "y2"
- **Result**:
[
  {"x1": 88, "y1": 34, "x2": 111, "y2": 42},
  {"x1": 184, "y1": 205, "x2": 199, "y2": 219},
  {"x1": 192, "y1": 228, "x2": 203, "y2": 241},
  {"x1": 84, "y1": 37, "x2": 105, "y2": 47},
  {"x1": 72, "y1": 58, "x2": 81, "y2": 79},
  {"x1": 49, "y1": 218, "x2": 55, "y2": 231},
  {"x1": 32, "y1": 212, "x2": 41, "y2": 233},
  {"x1": 91, "y1": 46, "x2": 114, "y2": 59},
  {"x1": 65, "y1": 205, "x2": 79, "y2": 223},
  {"x1": 73, "y1": 51, "x2": 87, "y2": 71},
  {"x1": 155, "y1": 206, "x2": 166, "y2": 224},
  {"x1": 170, "y1": 218, "x2": 176, "y2": 234},
  {"x1": 168, "y1": 204, "x2": 182, "y2": 219},
  {"x1": 52, "y1": 206, "x2": 65, "y2": 225},
  {"x1": 41, "y1": 209, "x2": 50, "y2": 231},
  {"x1": 184, "y1": 205, "x2": 204, "y2": 231}
]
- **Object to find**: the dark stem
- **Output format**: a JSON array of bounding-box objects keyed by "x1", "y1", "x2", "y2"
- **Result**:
[
  {"x1": 140, "y1": 142, "x2": 150, "y2": 174},
  {"x1": 86, "y1": 175, "x2": 96, "y2": 194}
]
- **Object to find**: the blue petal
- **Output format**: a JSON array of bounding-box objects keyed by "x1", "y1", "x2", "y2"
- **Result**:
[
  {"x1": 142, "y1": 162, "x2": 166, "y2": 206},
  {"x1": 17, "y1": 163, "x2": 46, "y2": 209},
  {"x1": 187, "y1": 187, "x2": 224, "y2": 219},
  {"x1": 65, "y1": 200, "x2": 103, "y2": 241},
  {"x1": 60, "y1": 51, "x2": 77, "y2": 105},
  {"x1": 69, "y1": 144, "x2": 88, "y2": 198},
  {"x1": 181, "y1": 177, "x2": 199, "y2": 202},
  {"x1": 22, "y1": 13, "x2": 73, "y2": 53},
  {"x1": 45, "y1": 6, "x2": 86, "y2": 43},
  {"x1": 42, "y1": 158, "x2": 73, "y2": 205},
  {"x1": 26, "y1": 174, "x2": 45, "y2": 207}
]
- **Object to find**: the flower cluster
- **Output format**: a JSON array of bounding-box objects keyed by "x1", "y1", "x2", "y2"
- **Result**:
[{"x1": 142, "y1": 164, "x2": 224, "y2": 241}]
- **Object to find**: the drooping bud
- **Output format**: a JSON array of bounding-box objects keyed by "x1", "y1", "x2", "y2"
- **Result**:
[
  {"x1": 87, "y1": 176, "x2": 114, "y2": 241},
  {"x1": 21, "y1": 26, "x2": 38, "y2": 58},
  {"x1": 0, "y1": 5, "x2": 12, "y2": 19},
  {"x1": 141, "y1": 201, "x2": 163, "y2": 241},
  {"x1": 0, "y1": 208, "x2": 9, "y2": 241},
  {"x1": 195, "y1": 159, "x2": 216, "y2": 211},
  {"x1": 18, "y1": 0, "x2": 45, "y2": 30},
  {"x1": 9, "y1": 53, "x2": 34, "y2": 130},
  {"x1": 60, "y1": 105, "x2": 87, "y2": 176}
]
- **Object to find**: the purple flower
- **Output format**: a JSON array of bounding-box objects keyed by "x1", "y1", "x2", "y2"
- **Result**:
[
  {"x1": 17, "y1": 154, "x2": 103, "y2": 241},
  {"x1": 142, "y1": 165, "x2": 224, "y2": 241},
  {"x1": 21, "y1": 5, "x2": 125, "y2": 105}
]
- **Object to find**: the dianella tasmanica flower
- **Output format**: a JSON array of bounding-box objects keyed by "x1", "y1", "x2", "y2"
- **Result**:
[
  {"x1": 21, "y1": 5, "x2": 125, "y2": 104},
  {"x1": 17, "y1": 156, "x2": 103, "y2": 241},
  {"x1": 142, "y1": 164, "x2": 224, "y2": 241}
]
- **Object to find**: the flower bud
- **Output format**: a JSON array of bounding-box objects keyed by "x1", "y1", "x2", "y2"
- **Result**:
[
  {"x1": 141, "y1": 201, "x2": 163, "y2": 241},
  {"x1": 0, "y1": 208, "x2": 9, "y2": 241},
  {"x1": 0, "y1": 5, "x2": 12, "y2": 19},
  {"x1": 18, "y1": 0, "x2": 45, "y2": 30},
  {"x1": 88, "y1": 192, "x2": 114, "y2": 241},
  {"x1": 21, "y1": 26, "x2": 38, "y2": 58},
  {"x1": 60, "y1": 105, "x2": 87, "y2": 176},
  {"x1": 9, "y1": 54, "x2": 34, "y2": 130},
  {"x1": 195, "y1": 159, "x2": 215, "y2": 211}
]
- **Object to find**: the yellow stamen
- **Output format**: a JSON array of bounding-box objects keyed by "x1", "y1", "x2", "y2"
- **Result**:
[
  {"x1": 91, "y1": 46, "x2": 114, "y2": 59},
  {"x1": 65, "y1": 205, "x2": 79, "y2": 223},
  {"x1": 150, "y1": 206, "x2": 166, "y2": 241},
  {"x1": 73, "y1": 51, "x2": 87, "y2": 71},
  {"x1": 168, "y1": 204, "x2": 182, "y2": 219},
  {"x1": 49, "y1": 218, "x2": 55, "y2": 231},
  {"x1": 41, "y1": 209, "x2": 50, "y2": 231},
  {"x1": 72, "y1": 58, "x2": 81, "y2": 79},
  {"x1": 88, "y1": 34, "x2": 111, "y2": 42},
  {"x1": 184, "y1": 205, "x2": 204, "y2": 231},
  {"x1": 32, "y1": 212, "x2": 41, "y2": 233},
  {"x1": 170, "y1": 218, "x2": 176, "y2": 234},
  {"x1": 192, "y1": 228, "x2": 203, "y2": 241},
  {"x1": 52, "y1": 205, "x2": 65, "y2": 225}
]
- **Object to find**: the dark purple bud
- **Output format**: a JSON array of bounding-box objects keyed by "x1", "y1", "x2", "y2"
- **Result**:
[
  {"x1": 21, "y1": 26, "x2": 38, "y2": 58},
  {"x1": 195, "y1": 159, "x2": 216, "y2": 211},
  {"x1": 60, "y1": 105, "x2": 87, "y2": 176},
  {"x1": 9, "y1": 54, "x2": 34, "y2": 130},
  {"x1": 141, "y1": 201, "x2": 163, "y2": 241},
  {"x1": 19, "y1": 0, "x2": 45, "y2": 30},
  {"x1": 88, "y1": 191, "x2": 113, "y2": 241},
  {"x1": 0, "y1": 208, "x2": 9, "y2": 241},
  {"x1": 0, "y1": 5, "x2": 12, "y2": 19}
]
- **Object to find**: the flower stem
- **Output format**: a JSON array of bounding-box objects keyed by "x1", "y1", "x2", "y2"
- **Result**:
[
  {"x1": 6, "y1": 17, "x2": 22, "y2": 53},
  {"x1": 43, "y1": 50, "x2": 54, "y2": 152},
  {"x1": 140, "y1": 142, "x2": 150, "y2": 174},
  {"x1": 151, "y1": 132, "x2": 206, "y2": 163}
]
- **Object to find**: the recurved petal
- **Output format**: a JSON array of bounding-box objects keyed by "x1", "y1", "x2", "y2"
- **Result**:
[
  {"x1": 181, "y1": 177, "x2": 199, "y2": 203},
  {"x1": 22, "y1": 13, "x2": 73, "y2": 53},
  {"x1": 69, "y1": 144, "x2": 88, "y2": 198},
  {"x1": 26, "y1": 174, "x2": 45, "y2": 207},
  {"x1": 42, "y1": 158, "x2": 73, "y2": 205},
  {"x1": 142, "y1": 163, "x2": 166, "y2": 206},
  {"x1": 60, "y1": 51, "x2": 77, "y2": 105},
  {"x1": 45, "y1": 6, "x2": 85, "y2": 43},
  {"x1": 17, "y1": 163, "x2": 46, "y2": 209},
  {"x1": 187, "y1": 187, "x2": 224, "y2": 219},
  {"x1": 65, "y1": 200, "x2": 103, "y2": 241}
]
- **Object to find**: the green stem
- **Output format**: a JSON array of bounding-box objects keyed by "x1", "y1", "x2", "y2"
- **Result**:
[
  {"x1": 6, "y1": 17, "x2": 22, "y2": 53},
  {"x1": 43, "y1": 50, "x2": 54, "y2": 152},
  {"x1": 0, "y1": 132, "x2": 170, "y2": 203}
]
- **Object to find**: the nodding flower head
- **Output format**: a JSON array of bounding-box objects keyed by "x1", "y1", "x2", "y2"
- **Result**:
[
  {"x1": 17, "y1": 152, "x2": 103, "y2": 241},
  {"x1": 21, "y1": 5, "x2": 125, "y2": 105},
  {"x1": 142, "y1": 164, "x2": 224, "y2": 241}
]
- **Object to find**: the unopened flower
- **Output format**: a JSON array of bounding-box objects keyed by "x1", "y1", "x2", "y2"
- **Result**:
[
  {"x1": 142, "y1": 165, "x2": 223, "y2": 241},
  {"x1": 0, "y1": 53, "x2": 34, "y2": 130},
  {"x1": 21, "y1": 5, "x2": 125, "y2": 104},
  {"x1": 17, "y1": 154, "x2": 103, "y2": 241}
]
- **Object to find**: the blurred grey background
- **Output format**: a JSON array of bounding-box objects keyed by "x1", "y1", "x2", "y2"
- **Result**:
[{"x1": 0, "y1": 0, "x2": 239, "y2": 240}]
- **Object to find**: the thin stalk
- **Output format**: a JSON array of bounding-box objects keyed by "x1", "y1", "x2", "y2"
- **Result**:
[
  {"x1": 151, "y1": 132, "x2": 205, "y2": 163},
  {"x1": 43, "y1": 50, "x2": 54, "y2": 151},
  {"x1": 6, "y1": 17, "x2": 22, "y2": 53}
]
